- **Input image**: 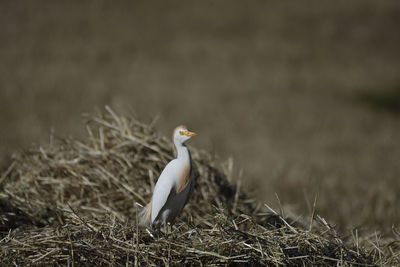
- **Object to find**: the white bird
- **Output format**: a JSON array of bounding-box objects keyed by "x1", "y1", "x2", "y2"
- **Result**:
[{"x1": 139, "y1": 125, "x2": 197, "y2": 228}]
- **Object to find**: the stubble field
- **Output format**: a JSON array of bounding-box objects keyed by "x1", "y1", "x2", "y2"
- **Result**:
[{"x1": 1, "y1": 0, "x2": 400, "y2": 241}]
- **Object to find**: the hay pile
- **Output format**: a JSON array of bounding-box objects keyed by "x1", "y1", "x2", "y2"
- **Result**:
[{"x1": 0, "y1": 107, "x2": 399, "y2": 266}]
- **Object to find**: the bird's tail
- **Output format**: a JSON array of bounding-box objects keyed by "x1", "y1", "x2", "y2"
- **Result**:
[{"x1": 138, "y1": 201, "x2": 152, "y2": 227}]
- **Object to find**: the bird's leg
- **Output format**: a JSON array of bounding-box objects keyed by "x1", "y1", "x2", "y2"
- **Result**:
[
  {"x1": 154, "y1": 227, "x2": 160, "y2": 239},
  {"x1": 169, "y1": 222, "x2": 173, "y2": 238},
  {"x1": 167, "y1": 222, "x2": 172, "y2": 237},
  {"x1": 163, "y1": 223, "x2": 168, "y2": 237}
]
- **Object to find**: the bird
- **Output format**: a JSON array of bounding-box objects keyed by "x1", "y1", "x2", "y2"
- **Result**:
[{"x1": 139, "y1": 125, "x2": 197, "y2": 229}]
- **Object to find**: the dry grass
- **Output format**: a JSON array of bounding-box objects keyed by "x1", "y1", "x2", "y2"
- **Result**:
[
  {"x1": 0, "y1": 108, "x2": 399, "y2": 266},
  {"x1": 1, "y1": 1, "x2": 400, "y2": 233}
]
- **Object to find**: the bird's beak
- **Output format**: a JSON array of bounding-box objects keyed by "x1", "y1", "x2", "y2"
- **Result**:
[{"x1": 185, "y1": 131, "x2": 197, "y2": 137}]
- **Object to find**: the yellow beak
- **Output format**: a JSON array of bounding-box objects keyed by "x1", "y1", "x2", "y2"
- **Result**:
[{"x1": 185, "y1": 131, "x2": 197, "y2": 137}]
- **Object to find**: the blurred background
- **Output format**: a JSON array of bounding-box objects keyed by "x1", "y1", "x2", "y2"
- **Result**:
[{"x1": 1, "y1": 0, "x2": 399, "y2": 234}]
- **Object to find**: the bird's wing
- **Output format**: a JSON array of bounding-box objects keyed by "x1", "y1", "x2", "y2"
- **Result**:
[
  {"x1": 151, "y1": 160, "x2": 179, "y2": 222},
  {"x1": 182, "y1": 171, "x2": 195, "y2": 207},
  {"x1": 176, "y1": 161, "x2": 191, "y2": 194}
]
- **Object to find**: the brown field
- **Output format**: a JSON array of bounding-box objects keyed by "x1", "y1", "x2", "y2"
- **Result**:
[{"x1": 1, "y1": 0, "x2": 400, "y2": 239}]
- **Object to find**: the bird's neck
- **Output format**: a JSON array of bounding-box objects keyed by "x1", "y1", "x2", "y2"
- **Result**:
[{"x1": 175, "y1": 143, "x2": 191, "y2": 163}]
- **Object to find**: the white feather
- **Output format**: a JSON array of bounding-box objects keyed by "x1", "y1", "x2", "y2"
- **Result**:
[{"x1": 151, "y1": 160, "x2": 180, "y2": 223}]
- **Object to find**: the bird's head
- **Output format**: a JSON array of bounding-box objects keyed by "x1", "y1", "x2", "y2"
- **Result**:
[{"x1": 173, "y1": 125, "x2": 197, "y2": 145}]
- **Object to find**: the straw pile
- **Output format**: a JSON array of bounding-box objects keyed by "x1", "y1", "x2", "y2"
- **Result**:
[{"x1": 0, "y1": 107, "x2": 399, "y2": 266}]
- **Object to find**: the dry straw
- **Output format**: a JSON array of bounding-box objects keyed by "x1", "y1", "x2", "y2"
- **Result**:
[{"x1": 0, "y1": 107, "x2": 399, "y2": 266}]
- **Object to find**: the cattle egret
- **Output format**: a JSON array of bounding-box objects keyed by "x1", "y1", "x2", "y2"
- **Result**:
[{"x1": 139, "y1": 125, "x2": 197, "y2": 228}]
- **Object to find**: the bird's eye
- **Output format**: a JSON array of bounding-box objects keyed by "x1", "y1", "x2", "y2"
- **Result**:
[{"x1": 179, "y1": 130, "x2": 185, "y2": 136}]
